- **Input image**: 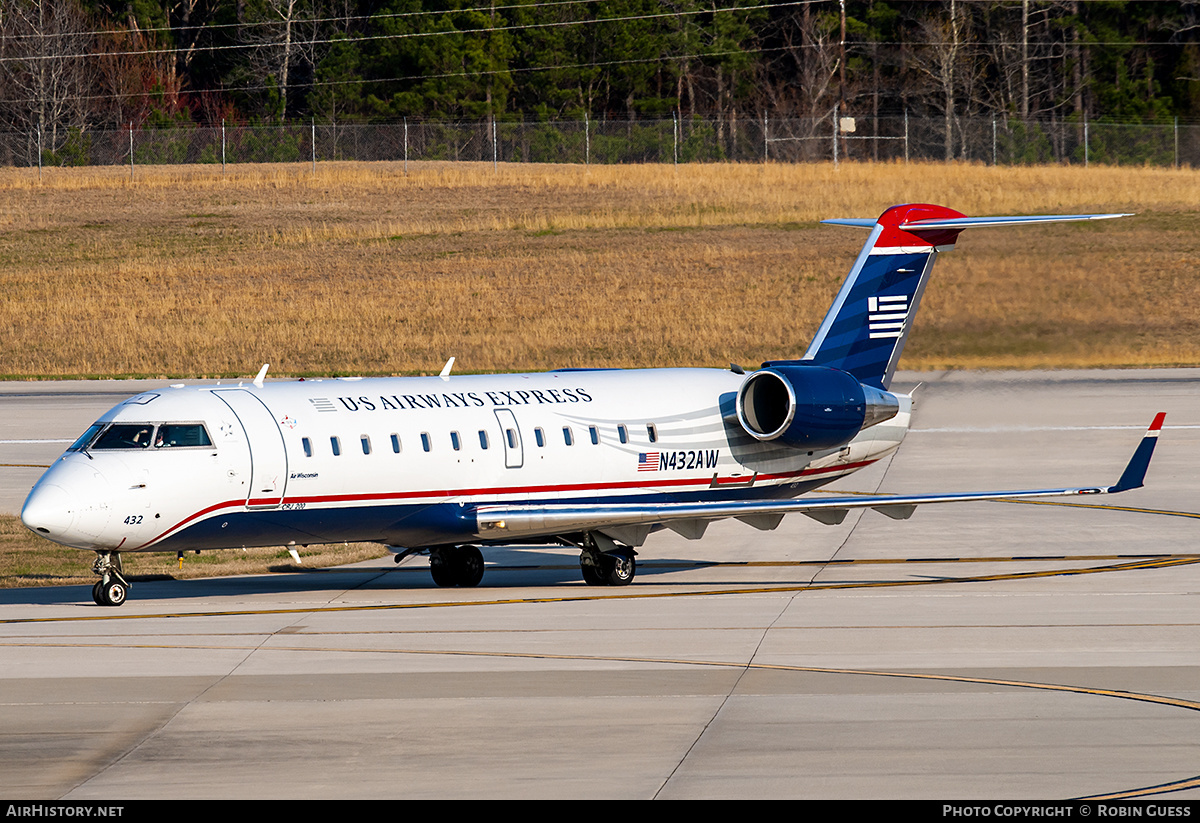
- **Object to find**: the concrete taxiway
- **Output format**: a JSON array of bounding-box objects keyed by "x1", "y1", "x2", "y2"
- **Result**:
[{"x1": 1, "y1": 370, "x2": 1198, "y2": 799}]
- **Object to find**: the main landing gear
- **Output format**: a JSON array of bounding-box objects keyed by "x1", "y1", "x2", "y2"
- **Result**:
[
  {"x1": 91, "y1": 551, "x2": 130, "y2": 607},
  {"x1": 409, "y1": 534, "x2": 637, "y2": 588},
  {"x1": 429, "y1": 545, "x2": 485, "y2": 588},
  {"x1": 578, "y1": 533, "x2": 637, "y2": 586}
]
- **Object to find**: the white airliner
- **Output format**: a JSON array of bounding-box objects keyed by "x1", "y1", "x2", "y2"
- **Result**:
[{"x1": 21, "y1": 203, "x2": 1162, "y2": 607}]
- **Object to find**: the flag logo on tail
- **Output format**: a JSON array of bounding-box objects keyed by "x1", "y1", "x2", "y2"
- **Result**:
[{"x1": 868, "y1": 295, "x2": 909, "y2": 339}]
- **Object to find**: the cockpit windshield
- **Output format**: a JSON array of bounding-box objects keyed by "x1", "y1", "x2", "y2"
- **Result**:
[
  {"x1": 67, "y1": 424, "x2": 105, "y2": 452},
  {"x1": 68, "y1": 422, "x2": 214, "y2": 451},
  {"x1": 91, "y1": 424, "x2": 155, "y2": 450},
  {"x1": 155, "y1": 424, "x2": 213, "y2": 448}
]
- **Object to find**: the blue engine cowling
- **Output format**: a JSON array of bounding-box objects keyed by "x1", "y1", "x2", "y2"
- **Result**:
[{"x1": 735, "y1": 364, "x2": 899, "y2": 450}]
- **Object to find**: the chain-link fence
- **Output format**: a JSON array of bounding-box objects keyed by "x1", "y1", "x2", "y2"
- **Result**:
[{"x1": 1, "y1": 114, "x2": 1195, "y2": 169}]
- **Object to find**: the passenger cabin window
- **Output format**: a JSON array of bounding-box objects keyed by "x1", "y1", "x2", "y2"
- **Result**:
[
  {"x1": 421, "y1": 432, "x2": 432, "y2": 453},
  {"x1": 534, "y1": 428, "x2": 545, "y2": 448},
  {"x1": 618, "y1": 425, "x2": 628, "y2": 444},
  {"x1": 646, "y1": 424, "x2": 658, "y2": 443},
  {"x1": 589, "y1": 425, "x2": 599, "y2": 445},
  {"x1": 479, "y1": 431, "x2": 490, "y2": 449},
  {"x1": 450, "y1": 431, "x2": 461, "y2": 451},
  {"x1": 331, "y1": 436, "x2": 341, "y2": 456},
  {"x1": 390, "y1": 434, "x2": 401, "y2": 453},
  {"x1": 562, "y1": 426, "x2": 574, "y2": 446},
  {"x1": 302, "y1": 437, "x2": 313, "y2": 458},
  {"x1": 361, "y1": 435, "x2": 371, "y2": 455}
]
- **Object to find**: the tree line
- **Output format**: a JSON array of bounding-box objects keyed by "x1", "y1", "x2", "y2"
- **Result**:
[{"x1": 1, "y1": 1, "x2": 1197, "y2": 156}]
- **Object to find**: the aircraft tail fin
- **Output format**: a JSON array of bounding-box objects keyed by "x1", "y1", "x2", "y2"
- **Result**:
[{"x1": 800, "y1": 205, "x2": 1131, "y2": 390}]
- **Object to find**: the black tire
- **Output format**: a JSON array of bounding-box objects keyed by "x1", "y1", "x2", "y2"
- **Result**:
[
  {"x1": 91, "y1": 581, "x2": 104, "y2": 605},
  {"x1": 601, "y1": 552, "x2": 636, "y2": 586},
  {"x1": 580, "y1": 560, "x2": 605, "y2": 586},
  {"x1": 99, "y1": 580, "x2": 127, "y2": 607},
  {"x1": 456, "y1": 546, "x2": 484, "y2": 588},
  {"x1": 429, "y1": 552, "x2": 456, "y2": 587}
]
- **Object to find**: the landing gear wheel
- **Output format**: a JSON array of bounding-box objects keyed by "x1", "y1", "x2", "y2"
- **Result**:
[
  {"x1": 91, "y1": 581, "x2": 104, "y2": 605},
  {"x1": 429, "y1": 551, "x2": 456, "y2": 587},
  {"x1": 455, "y1": 546, "x2": 485, "y2": 588},
  {"x1": 601, "y1": 551, "x2": 636, "y2": 586},
  {"x1": 97, "y1": 579, "x2": 127, "y2": 607},
  {"x1": 429, "y1": 546, "x2": 485, "y2": 587},
  {"x1": 580, "y1": 560, "x2": 605, "y2": 586}
]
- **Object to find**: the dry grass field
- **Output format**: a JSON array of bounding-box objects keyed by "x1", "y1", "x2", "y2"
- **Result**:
[{"x1": 0, "y1": 160, "x2": 1196, "y2": 378}]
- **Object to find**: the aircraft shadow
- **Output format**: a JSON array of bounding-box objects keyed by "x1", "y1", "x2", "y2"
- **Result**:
[{"x1": 0, "y1": 546, "x2": 792, "y2": 606}]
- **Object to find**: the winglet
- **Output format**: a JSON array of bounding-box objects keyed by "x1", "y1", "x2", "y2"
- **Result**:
[
  {"x1": 1108, "y1": 413, "x2": 1166, "y2": 493},
  {"x1": 439, "y1": 357, "x2": 456, "y2": 380},
  {"x1": 253, "y1": 363, "x2": 270, "y2": 388}
]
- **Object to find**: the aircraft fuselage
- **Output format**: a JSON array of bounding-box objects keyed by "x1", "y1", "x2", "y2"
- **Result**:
[{"x1": 22, "y1": 367, "x2": 911, "y2": 556}]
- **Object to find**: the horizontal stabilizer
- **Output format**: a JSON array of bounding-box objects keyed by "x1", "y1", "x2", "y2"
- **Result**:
[
  {"x1": 898, "y1": 213, "x2": 1132, "y2": 231},
  {"x1": 821, "y1": 218, "x2": 877, "y2": 228}
]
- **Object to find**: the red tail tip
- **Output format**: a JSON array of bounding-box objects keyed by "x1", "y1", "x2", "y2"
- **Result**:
[{"x1": 876, "y1": 204, "x2": 968, "y2": 249}]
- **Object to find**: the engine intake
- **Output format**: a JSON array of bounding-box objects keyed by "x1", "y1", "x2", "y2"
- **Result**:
[{"x1": 735, "y1": 365, "x2": 899, "y2": 450}]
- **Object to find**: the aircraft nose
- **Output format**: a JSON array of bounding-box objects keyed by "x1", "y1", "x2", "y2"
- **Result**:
[
  {"x1": 21, "y1": 483, "x2": 75, "y2": 541},
  {"x1": 21, "y1": 460, "x2": 115, "y2": 548}
]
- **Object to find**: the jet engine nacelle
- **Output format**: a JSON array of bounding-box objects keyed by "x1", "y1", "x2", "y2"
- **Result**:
[{"x1": 735, "y1": 364, "x2": 900, "y2": 450}]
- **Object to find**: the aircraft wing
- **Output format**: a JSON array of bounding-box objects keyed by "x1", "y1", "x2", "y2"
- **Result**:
[{"x1": 473, "y1": 413, "x2": 1165, "y2": 541}]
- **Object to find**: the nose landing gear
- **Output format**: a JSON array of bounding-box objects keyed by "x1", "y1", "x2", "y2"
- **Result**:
[{"x1": 91, "y1": 551, "x2": 130, "y2": 607}]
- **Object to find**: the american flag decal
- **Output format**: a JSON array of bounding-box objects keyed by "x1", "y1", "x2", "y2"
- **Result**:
[
  {"x1": 868, "y1": 294, "x2": 909, "y2": 339},
  {"x1": 637, "y1": 452, "x2": 660, "y2": 472}
]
